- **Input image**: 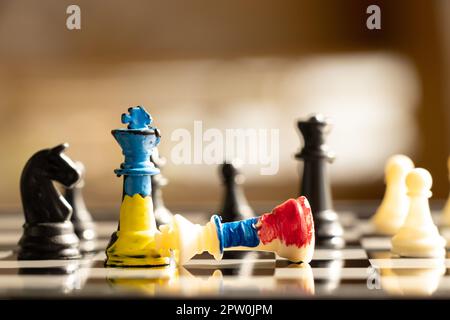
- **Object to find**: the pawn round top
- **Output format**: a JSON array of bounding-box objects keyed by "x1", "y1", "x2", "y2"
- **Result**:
[
  {"x1": 406, "y1": 168, "x2": 432, "y2": 197},
  {"x1": 385, "y1": 154, "x2": 414, "y2": 184}
]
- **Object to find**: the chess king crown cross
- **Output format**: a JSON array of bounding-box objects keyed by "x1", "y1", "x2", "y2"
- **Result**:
[{"x1": 112, "y1": 106, "x2": 161, "y2": 197}]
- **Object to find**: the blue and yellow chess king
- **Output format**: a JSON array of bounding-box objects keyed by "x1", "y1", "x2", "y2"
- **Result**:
[{"x1": 105, "y1": 106, "x2": 171, "y2": 267}]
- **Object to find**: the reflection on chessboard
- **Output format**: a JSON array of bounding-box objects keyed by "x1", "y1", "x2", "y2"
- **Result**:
[{"x1": 0, "y1": 210, "x2": 450, "y2": 298}]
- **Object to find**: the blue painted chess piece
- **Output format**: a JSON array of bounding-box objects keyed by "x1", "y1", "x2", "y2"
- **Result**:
[{"x1": 105, "y1": 106, "x2": 170, "y2": 267}]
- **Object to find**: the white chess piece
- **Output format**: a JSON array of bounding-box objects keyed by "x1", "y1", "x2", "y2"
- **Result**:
[
  {"x1": 372, "y1": 155, "x2": 414, "y2": 235},
  {"x1": 443, "y1": 156, "x2": 450, "y2": 226},
  {"x1": 391, "y1": 168, "x2": 447, "y2": 258}
]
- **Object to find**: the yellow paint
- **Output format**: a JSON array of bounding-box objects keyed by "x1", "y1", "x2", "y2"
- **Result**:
[{"x1": 106, "y1": 194, "x2": 171, "y2": 267}]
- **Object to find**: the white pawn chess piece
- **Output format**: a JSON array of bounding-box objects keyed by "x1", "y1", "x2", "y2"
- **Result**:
[
  {"x1": 372, "y1": 155, "x2": 414, "y2": 235},
  {"x1": 442, "y1": 156, "x2": 450, "y2": 226},
  {"x1": 391, "y1": 168, "x2": 447, "y2": 258}
]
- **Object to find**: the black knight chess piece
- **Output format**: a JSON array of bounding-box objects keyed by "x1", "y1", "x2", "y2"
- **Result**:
[
  {"x1": 219, "y1": 161, "x2": 254, "y2": 223},
  {"x1": 151, "y1": 148, "x2": 173, "y2": 226},
  {"x1": 296, "y1": 114, "x2": 344, "y2": 248},
  {"x1": 65, "y1": 161, "x2": 97, "y2": 252},
  {"x1": 18, "y1": 143, "x2": 82, "y2": 260}
]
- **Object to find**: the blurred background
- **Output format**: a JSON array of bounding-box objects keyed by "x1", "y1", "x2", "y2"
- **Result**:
[{"x1": 0, "y1": 0, "x2": 449, "y2": 212}]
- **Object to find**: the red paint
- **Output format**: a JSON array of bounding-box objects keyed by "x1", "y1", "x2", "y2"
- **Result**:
[{"x1": 257, "y1": 196, "x2": 314, "y2": 248}]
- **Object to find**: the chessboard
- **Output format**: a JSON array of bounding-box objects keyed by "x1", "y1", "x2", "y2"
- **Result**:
[{"x1": 1, "y1": 205, "x2": 450, "y2": 299}]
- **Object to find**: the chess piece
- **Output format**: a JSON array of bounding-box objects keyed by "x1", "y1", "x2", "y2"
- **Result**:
[
  {"x1": 105, "y1": 106, "x2": 171, "y2": 267},
  {"x1": 18, "y1": 143, "x2": 82, "y2": 260},
  {"x1": 65, "y1": 161, "x2": 97, "y2": 252},
  {"x1": 391, "y1": 168, "x2": 447, "y2": 258},
  {"x1": 295, "y1": 114, "x2": 344, "y2": 248},
  {"x1": 219, "y1": 161, "x2": 254, "y2": 222},
  {"x1": 443, "y1": 156, "x2": 450, "y2": 226},
  {"x1": 372, "y1": 155, "x2": 415, "y2": 235},
  {"x1": 151, "y1": 148, "x2": 173, "y2": 226},
  {"x1": 156, "y1": 196, "x2": 315, "y2": 265}
]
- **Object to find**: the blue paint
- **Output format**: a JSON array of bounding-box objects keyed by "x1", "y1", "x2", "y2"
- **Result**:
[
  {"x1": 123, "y1": 175, "x2": 152, "y2": 197},
  {"x1": 122, "y1": 106, "x2": 152, "y2": 130},
  {"x1": 213, "y1": 215, "x2": 225, "y2": 253},
  {"x1": 112, "y1": 106, "x2": 160, "y2": 197},
  {"x1": 213, "y1": 215, "x2": 260, "y2": 253}
]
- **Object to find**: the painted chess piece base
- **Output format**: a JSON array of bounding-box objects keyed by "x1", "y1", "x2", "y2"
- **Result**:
[
  {"x1": 106, "y1": 194, "x2": 169, "y2": 267},
  {"x1": 18, "y1": 143, "x2": 82, "y2": 260},
  {"x1": 296, "y1": 114, "x2": 344, "y2": 248},
  {"x1": 391, "y1": 168, "x2": 447, "y2": 258},
  {"x1": 372, "y1": 155, "x2": 414, "y2": 235},
  {"x1": 156, "y1": 197, "x2": 315, "y2": 265}
]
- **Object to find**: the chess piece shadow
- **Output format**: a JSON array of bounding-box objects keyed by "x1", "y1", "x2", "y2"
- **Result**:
[
  {"x1": 18, "y1": 143, "x2": 82, "y2": 260},
  {"x1": 65, "y1": 161, "x2": 97, "y2": 253}
]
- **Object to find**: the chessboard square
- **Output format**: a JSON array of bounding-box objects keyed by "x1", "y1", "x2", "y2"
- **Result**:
[
  {"x1": 312, "y1": 248, "x2": 367, "y2": 260},
  {"x1": 184, "y1": 258, "x2": 275, "y2": 269},
  {"x1": 0, "y1": 259, "x2": 82, "y2": 269},
  {"x1": 310, "y1": 267, "x2": 369, "y2": 280},
  {"x1": 361, "y1": 237, "x2": 392, "y2": 250},
  {"x1": 87, "y1": 267, "x2": 176, "y2": 280},
  {"x1": 370, "y1": 258, "x2": 450, "y2": 269}
]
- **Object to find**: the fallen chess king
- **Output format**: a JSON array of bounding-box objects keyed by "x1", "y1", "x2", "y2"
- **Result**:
[{"x1": 156, "y1": 196, "x2": 315, "y2": 265}]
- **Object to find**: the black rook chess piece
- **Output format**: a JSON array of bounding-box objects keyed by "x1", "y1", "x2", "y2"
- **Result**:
[
  {"x1": 295, "y1": 114, "x2": 344, "y2": 248},
  {"x1": 65, "y1": 161, "x2": 97, "y2": 252},
  {"x1": 219, "y1": 161, "x2": 254, "y2": 222},
  {"x1": 18, "y1": 143, "x2": 82, "y2": 260},
  {"x1": 151, "y1": 148, "x2": 173, "y2": 226}
]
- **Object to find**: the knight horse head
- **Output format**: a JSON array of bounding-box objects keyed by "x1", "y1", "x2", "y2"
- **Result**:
[
  {"x1": 20, "y1": 143, "x2": 81, "y2": 223},
  {"x1": 47, "y1": 143, "x2": 81, "y2": 188}
]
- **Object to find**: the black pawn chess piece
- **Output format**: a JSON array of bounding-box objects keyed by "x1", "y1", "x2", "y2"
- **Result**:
[
  {"x1": 219, "y1": 161, "x2": 254, "y2": 223},
  {"x1": 64, "y1": 161, "x2": 97, "y2": 252},
  {"x1": 18, "y1": 143, "x2": 82, "y2": 260},
  {"x1": 151, "y1": 148, "x2": 173, "y2": 226},
  {"x1": 295, "y1": 114, "x2": 344, "y2": 248}
]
